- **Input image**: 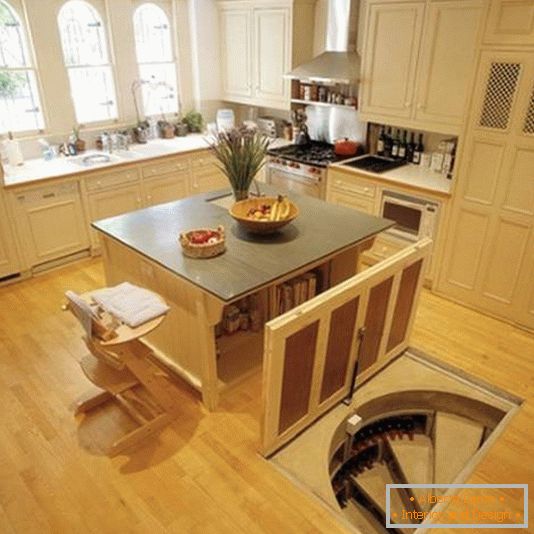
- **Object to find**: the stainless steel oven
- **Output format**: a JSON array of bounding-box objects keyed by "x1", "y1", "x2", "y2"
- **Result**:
[
  {"x1": 267, "y1": 157, "x2": 326, "y2": 198},
  {"x1": 380, "y1": 190, "x2": 440, "y2": 242}
]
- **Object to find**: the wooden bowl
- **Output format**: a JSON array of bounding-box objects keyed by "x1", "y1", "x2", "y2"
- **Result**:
[
  {"x1": 229, "y1": 196, "x2": 299, "y2": 234},
  {"x1": 179, "y1": 226, "x2": 225, "y2": 258}
]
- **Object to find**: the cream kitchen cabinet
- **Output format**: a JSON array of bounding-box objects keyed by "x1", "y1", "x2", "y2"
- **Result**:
[
  {"x1": 327, "y1": 169, "x2": 378, "y2": 215},
  {"x1": 10, "y1": 181, "x2": 90, "y2": 269},
  {"x1": 326, "y1": 166, "x2": 446, "y2": 284},
  {"x1": 220, "y1": 7, "x2": 253, "y2": 100},
  {"x1": 484, "y1": 0, "x2": 534, "y2": 46},
  {"x1": 218, "y1": 0, "x2": 315, "y2": 110},
  {"x1": 190, "y1": 154, "x2": 228, "y2": 194},
  {"x1": 84, "y1": 166, "x2": 143, "y2": 249},
  {"x1": 86, "y1": 183, "x2": 143, "y2": 249},
  {"x1": 219, "y1": 4, "x2": 290, "y2": 109},
  {"x1": 0, "y1": 193, "x2": 21, "y2": 279},
  {"x1": 143, "y1": 174, "x2": 189, "y2": 207},
  {"x1": 359, "y1": 2, "x2": 425, "y2": 121},
  {"x1": 359, "y1": 0, "x2": 485, "y2": 134},
  {"x1": 253, "y1": 7, "x2": 290, "y2": 108},
  {"x1": 437, "y1": 50, "x2": 534, "y2": 330},
  {"x1": 141, "y1": 156, "x2": 190, "y2": 206}
]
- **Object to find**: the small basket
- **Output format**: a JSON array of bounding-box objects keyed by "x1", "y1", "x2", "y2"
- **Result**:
[{"x1": 179, "y1": 226, "x2": 225, "y2": 258}]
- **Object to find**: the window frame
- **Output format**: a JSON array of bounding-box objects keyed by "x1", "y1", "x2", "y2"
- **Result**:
[
  {"x1": 57, "y1": 0, "x2": 120, "y2": 127},
  {"x1": 133, "y1": 1, "x2": 180, "y2": 119},
  {"x1": 0, "y1": 0, "x2": 47, "y2": 136}
]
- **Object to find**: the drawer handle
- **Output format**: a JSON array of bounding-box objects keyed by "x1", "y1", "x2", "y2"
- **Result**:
[
  {"x1": 97, "y1": 180, "x2": 102, "y2": 186},
  {"x1": 364, "y1": 187, "x2": 369, "y2": 192},
  {"x1": 43, "y1": 192, "x2": 56, "y2": 199}
]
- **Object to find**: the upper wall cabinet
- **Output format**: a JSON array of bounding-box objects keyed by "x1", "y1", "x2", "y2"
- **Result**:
[
  {"x1": 484, "y1": 0, "x2": 534, "y2": 45},
  {"x1": 218, "y1": 0, "x2": 316, "y2": 110},
  {"x1": 220, "y1": 8, "x2": 254, "y2": 100},
  {"x1": 359, "y1": 0, "x2": 486, "y2": 134}
]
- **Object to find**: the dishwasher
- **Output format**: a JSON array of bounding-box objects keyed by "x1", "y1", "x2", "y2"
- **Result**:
[{"x1": 12, "y1": 181, "x2": 90, "y2": 268}]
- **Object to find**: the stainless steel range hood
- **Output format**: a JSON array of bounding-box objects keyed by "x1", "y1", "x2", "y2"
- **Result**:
[{"x1": 286, "y1": 0, "x2": 360, "y2": 84}]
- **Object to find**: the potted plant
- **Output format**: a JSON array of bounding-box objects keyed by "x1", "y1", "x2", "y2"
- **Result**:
[
  {"x1": 183, "y1": 110, "x2": 204, "y2": 133},
  {"x1": 210, "y1": 127, "x2": 270, "y2": 201},
  {"x1": 71, "y1": 125, "x2": 86, "y2": 153},
  {"x1": 158, "y1": 119, "x2": 175, "y2": 139}
]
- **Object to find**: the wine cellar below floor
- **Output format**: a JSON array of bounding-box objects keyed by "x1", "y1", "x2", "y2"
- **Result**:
[{"x1": 270, "y1": 350, "x2": 521, "y2": 534}]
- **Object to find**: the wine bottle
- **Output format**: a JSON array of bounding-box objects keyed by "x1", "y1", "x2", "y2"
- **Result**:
[
  {"x1": 406, "y1": 132, "x2": 415, "y2": 162},
  {"x1": 376, "y1": 125, "x2": 385, "y2": 156},
  {"x1": 398, "y1": 130, "x2": 407, "y2": 160},
  {"x1": 391, "y1": 129, "x2": 400, "y2": 159},
  {"x1": 413, "y1": 133, "x2": 424, "y2": 164},
  {"x1": 383, "y1": 127, "x2": 392, "y2": 158}
]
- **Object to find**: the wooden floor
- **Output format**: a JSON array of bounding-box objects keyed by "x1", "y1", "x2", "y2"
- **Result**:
[{"x1": 0, "y1": 257, "x2": 532, "y2": 533}]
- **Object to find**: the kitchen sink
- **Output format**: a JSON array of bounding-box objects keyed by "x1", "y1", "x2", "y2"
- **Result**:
[{"x1": 69, "y1": 151, "x2": 143, "y2": 167}]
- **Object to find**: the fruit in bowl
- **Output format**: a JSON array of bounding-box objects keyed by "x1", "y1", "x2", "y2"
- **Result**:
[
  {"x1": 246, "y1": 195, "x2": 292, "y2": 222},
  {"x1": 230, "y1": 195, "x2": 298, "y2": 234},
  {"x1": 179, "y1": 226, "x2": 225, "y2": 258}
]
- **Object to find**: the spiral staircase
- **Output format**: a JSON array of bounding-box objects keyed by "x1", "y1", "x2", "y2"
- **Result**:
[{"x1": 330, "y1": 411, "x2": 487, "y2": 534}]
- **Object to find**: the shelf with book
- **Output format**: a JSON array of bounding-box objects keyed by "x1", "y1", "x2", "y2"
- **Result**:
[
  {"x1": 213, "y1": 256, "x2": 343, "y2": 388},
  {"x1": 269, "y1": 265, "x2": 328, "y2": 318}
]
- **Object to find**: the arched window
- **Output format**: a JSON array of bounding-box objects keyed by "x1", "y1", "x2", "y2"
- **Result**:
[
  {"x1": 58, "y1": 0, "x2": 117, "y2": 124},
  {"x1": 133, "y1": 3, "x2": 178, "y2": 117},
  {"x1": 0, "y1": 0, "x2": 44, "y2": 132}
]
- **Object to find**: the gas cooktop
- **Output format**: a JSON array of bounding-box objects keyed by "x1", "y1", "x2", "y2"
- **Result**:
[
  {"x1": 268, "y1": 142, "x2": 349, "y2": 167},
  {"x1": 341, "y1": 155, "x2": 408, "y2": 174}
]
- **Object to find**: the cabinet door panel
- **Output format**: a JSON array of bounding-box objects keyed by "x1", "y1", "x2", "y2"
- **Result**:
[
  {"x1": 360, "y1": 2, "x2": 424, "y2": 119},
  {"x1": 415, "y1": 2, "x2": 483, "y2": 128},
  {"x1": 460, "y1": 138, "x2": 505, "y2": 205},
  {"x1": 88, "y1": 185, "x2": 142, "y2": 247},
  {"x1": 191, "y1": 160, "x2": 227, "y2": 195},
  {"x1": 254, "y1": 8, "x2": 289, "y2": 108},
  {"x1": 480, "y1": 215, "x2": 531, "y2": 305},
  {"x1": 221, "y1": 9, "x2": 252, "y2": 100},
  {"x1": 144, "y1": 174, "x2": 189, "y2": 206},
  {"x1": 261, "y1": 240, "x2": 431, "y2": 456},
  {"x1": 442, "y1": 208, "x2": 490, "y2": 291},
  {"x1": 28, "y1": 203, "x2": 82, "y2": 259},
  {"x1": 501, "y1": 146, "x2": 534, "y2": 216},
  {"x1": 484, "y1": 0, "x2": 534, "y2": 45}
]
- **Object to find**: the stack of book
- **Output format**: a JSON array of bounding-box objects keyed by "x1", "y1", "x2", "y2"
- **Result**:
[{"x1": 276, "y1": 272, "x2": 318, "y2": 315}]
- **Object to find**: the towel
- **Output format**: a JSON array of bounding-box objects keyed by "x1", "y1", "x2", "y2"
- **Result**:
[{"x1": 91, "y1": 282, "x2": 170, "y2": 328}]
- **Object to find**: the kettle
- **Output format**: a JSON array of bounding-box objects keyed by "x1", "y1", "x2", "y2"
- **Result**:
[{"x1": 294, "y1": 123, "x2": 311, "y2": 146}]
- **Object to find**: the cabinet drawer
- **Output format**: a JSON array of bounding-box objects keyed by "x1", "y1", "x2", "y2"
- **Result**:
[
  {"x1": 141, "y1": 158, "x2": 190, "y2": 178},
  {"x1": 330, "y1": 175, "x2": 377, "y2": 198},
  {"x1": 86, "y1": 168, "x2": 139, "y2": 191},
  {"x1": 368, "y1": 234, "x2": 409, "y2": 260},
  {"x1": 328, "y1": 190, "x2": 376, "y2": 215},
  {"x1": 191, "y1": 154, "x2": 217, "y2": 169}
]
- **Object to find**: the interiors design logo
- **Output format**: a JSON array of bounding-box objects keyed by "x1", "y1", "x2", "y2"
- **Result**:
[{"x1": 385, "y1": 484, "x2": 528, "y2": 529}]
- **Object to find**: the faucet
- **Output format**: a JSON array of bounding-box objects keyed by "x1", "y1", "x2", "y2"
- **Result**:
[{"x1": 101, "y1": 132, "x2": 112, "y2": 154}]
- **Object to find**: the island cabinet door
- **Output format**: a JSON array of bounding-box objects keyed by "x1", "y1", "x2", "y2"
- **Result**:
[{"x1": 261, "y1": 239, "x2": 431, "y2": 457}]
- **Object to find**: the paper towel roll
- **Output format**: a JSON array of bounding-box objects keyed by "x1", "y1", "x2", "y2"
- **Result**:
[{"x1": 4, "y1": 138, "x2": 23, "y2": 166}]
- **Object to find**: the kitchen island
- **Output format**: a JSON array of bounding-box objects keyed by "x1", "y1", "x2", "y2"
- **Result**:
[{"x1": 93, "y1": 188, "x2": 392, "y2": 409}]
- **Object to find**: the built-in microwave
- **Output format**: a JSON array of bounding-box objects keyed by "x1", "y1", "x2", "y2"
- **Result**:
[{"x1": 380, "y1": 190, "x2": 440, "y2": 242}]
